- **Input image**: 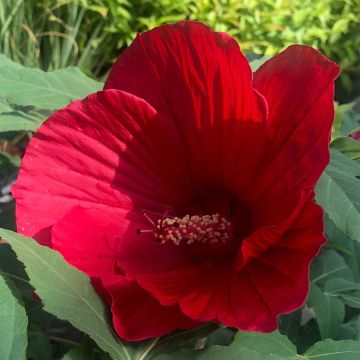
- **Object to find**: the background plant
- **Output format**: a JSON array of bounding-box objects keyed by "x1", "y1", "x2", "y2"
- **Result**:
[{"x1": 0, "y1": 0, "x2": 359, "y2": 93}]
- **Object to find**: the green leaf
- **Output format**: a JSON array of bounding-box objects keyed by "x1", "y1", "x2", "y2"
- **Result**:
[
  {"x1": 0, "y1": 110, "x2": 45, "y2": 132},
  {"x1": 310, "y1": 250, "x2": 353, "y2": 286},
  {"x1": 279, "y1": 310, "x2": 302, "y2": 344},
  {"x1": 0, "y1": 54, "x2": 24, "y2": 69},
  {"x1": 0, "y1": 151, "x2": 20, "y2": 167},
  {"x1": 234, "y1": 331, "x2": 298, "y2": 357},
  {"x1": 27, "y1": 335, "x2": 53, "y2": 360},
  {"x1": 331, "y1": 137, "x2": 360, "y2": 163},
  {"x1": 326, "y1": 279, "x2": 360, "y2": 309},
  {"x1": 338, "y1": 317, "x2": 360, "y2": 341},
  {"x1": 304, "y1": 339, "x2": 360, "y2": 359},
  {"x1": 61, "y1": 341, "x2": 95, "y2": 360},
  {"x1": 0, "y1": 228, "x2": 131, "y2": 360},
  {"x1": 0, "y1": 98, "x2": 48, "y2": 132},
  {"x1": 341, "y1": 109, "x2": 360, "y2": 136},
  {"x1": 324, "y1": 218, "x2": 360, "y2": 282},
  {"x1": 0, "y1": 66, "x2": 103, "y2": 110},
  {"x1": 146, "y1": 324, "x2": 220, "y2": 360},
  {"x1": 152, "y1": 331, "x2": 291, "y2": 360},
  {"x1": 205, "y1": 328, "x2": 234, "y2": 346},
  {"x1": 333, "y1": 103, "x2": 354, "y2": 139},
  {"x1": 153, "y1": 347, "x2": 286, "y2": 360},
  {"x1": 315, "y1": 149, "x2": 360, "y2": 242},
  {"x1": 307, "y1": 284, "x2": 345, "y2": 339},
  {"x1": 154, "y1": 330, "x2": 360, "y2": 360},
  {"x1": 324, "y1": 278, "x2": 360, "y2": 295},
  {"x1": 292, "y1": 320, "x2": 321, "y2": 355},
  {"x1": 0, "y1": 275, "x2": 28, "y2": 360}
]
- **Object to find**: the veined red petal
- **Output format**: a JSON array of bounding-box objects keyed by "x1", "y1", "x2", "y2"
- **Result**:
[
  {"x1": 250, "y1": 45, "x2": 340, "y2": 226},
  {"x1": 13, "y1": 89, "x2": 192, "y2": 245},
  {"x1": 52, "y1": 206, "x2": 198, "y2": 340},
  {"x1": 105, "y1": 21, "x2": 268, "y2": 196}
]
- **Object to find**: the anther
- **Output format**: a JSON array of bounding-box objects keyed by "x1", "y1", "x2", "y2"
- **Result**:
[{"x1": 155, "y1": 213, "x2": 232, "y2": 246}]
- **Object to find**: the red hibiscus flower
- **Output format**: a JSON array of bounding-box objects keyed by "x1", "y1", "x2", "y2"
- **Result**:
[{"x1": 13, "y1": 21, "x2": 340, "y2": 341}]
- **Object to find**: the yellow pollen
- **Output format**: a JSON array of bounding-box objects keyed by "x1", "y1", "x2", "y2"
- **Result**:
[{"x1": 155, "y1": 213, "x2": 232, "y2": 246}]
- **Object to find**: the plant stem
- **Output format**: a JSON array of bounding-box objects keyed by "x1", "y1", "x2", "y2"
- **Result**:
[{"x1": 137, "y1": 337, "x2": 160, "y2": 360}]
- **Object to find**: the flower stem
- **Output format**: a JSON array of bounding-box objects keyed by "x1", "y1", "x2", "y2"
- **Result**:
[{"x1": 136, "y1": 337, "x2": 160, "y2": 360}]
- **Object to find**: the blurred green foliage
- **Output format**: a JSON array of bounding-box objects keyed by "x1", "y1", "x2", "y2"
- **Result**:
[{"x1": 0, "y1": 0, "x2": 359, "y2": 86}]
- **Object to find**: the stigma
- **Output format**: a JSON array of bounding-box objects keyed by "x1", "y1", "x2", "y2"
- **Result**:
[{"x1": 154, "y1": 213, "x2": 232, "y2": 246}]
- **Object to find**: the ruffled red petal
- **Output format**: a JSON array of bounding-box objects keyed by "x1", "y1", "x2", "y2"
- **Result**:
[
  {"x1": 106, "y1": 279, "x2": 199, "y2": 341},
  {"x1": 52, "y1": 206, "x2": 198, "y2": 341},
  {"x1": 238, "y1": 201, "x2": 326, "y2": 326},
  {"x1": 250, "y1": 45, "x2": 340, "y2": 227},
  {"x1": 132, "y1": 200, "x2": 325, "y2": 331},
  {"x1": 105, "y1": 21, "x2": 268, "y2": 197}
]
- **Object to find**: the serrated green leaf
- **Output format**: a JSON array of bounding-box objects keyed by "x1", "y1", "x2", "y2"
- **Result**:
[
  {"x1": 304, "y1": 339, "x2": 360, "y2": 359},
  {"x1": 0, "y1": 66, "x2": 103, "y2": 110},
  {"x1": 0, "y1": 228, "x2": 131, "y2": 360},
  {"x1": 307, "y1": 284, "x2": 345, "y2": 339},
  {"x1": 315, "y1": 149, "x2": 360, "y2": 242},
  {"x1": 0, "y1": 275, "x2": 28, "y2": 360}
]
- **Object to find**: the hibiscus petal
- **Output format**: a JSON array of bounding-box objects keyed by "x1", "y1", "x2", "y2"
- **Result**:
[
  {"x1": 251, "y1": 45, "x2": 340, "y2": 226},
  {"x1": 241, "y1": 200, "x2": 325, "y2": 327},
  {"x1": 105, "y1": 21, "x2": 268, "y2": 197},
  {"x1": 105, "y1": 279, "x2": 199, "y2": 341},
  {"x1": 134, "y1": 262, "x2": 232, "y2": 323},
  {"x1": 52, "y1": 205, "x2": 128, "y2": 277},
  {"x1": 133, "y1": 200, "x2": 325, "y2": 331},
  {"x1": 52, "y1": 206, "x2": 198, "y2": 340},
  {"x1": 13, "y1": 89, "x2": 193, "y2": 245},
  {"x1": 237, "y1": 190, "x2": 306, "y2": 268}
]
